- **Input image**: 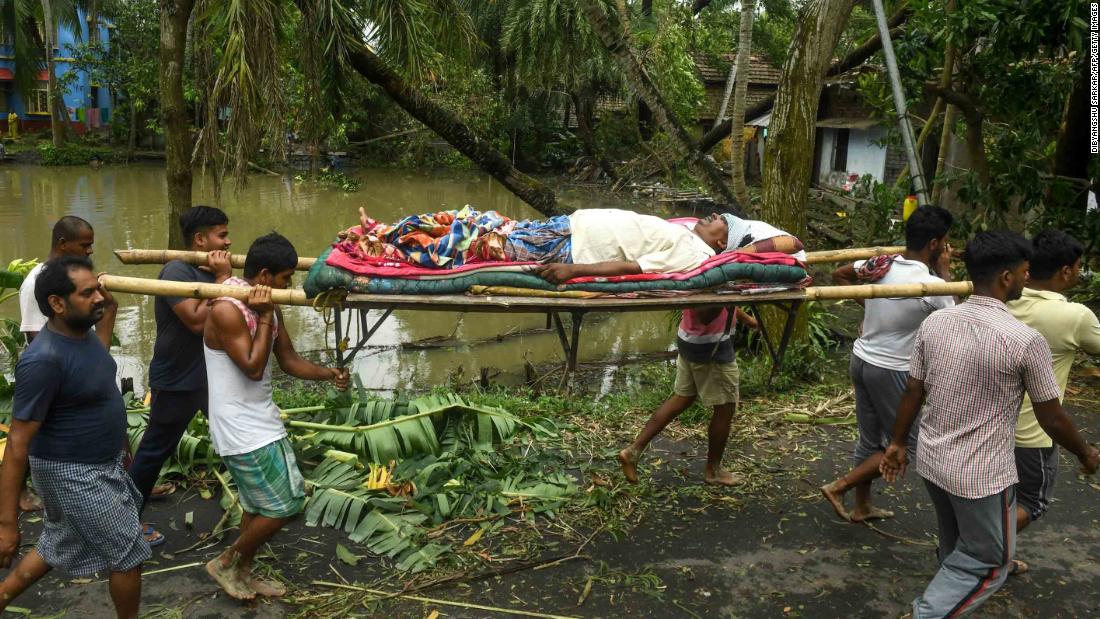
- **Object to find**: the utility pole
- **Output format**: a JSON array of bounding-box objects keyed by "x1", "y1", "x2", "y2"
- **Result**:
[{"x1": 871, "y1": 0, "x2": 929, "y2": 206}]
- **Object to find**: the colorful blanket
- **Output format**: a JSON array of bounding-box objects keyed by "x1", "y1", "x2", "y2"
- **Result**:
[{"x1": 345, "y1": 207, "x2": 514, "y2": 268}]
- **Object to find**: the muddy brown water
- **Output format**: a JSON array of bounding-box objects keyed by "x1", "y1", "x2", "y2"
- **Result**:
[{"x1": 0, "y1": 163, "x2": 679, "y2": 393}]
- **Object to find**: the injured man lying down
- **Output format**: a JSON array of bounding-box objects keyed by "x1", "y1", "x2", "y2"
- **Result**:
[{"x1": 346, "y1": 207, "x2": 803, "y2": 283}]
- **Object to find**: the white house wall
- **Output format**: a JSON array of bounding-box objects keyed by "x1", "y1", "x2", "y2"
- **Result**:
[{"x1": 845, "y1": 126, "x2": 888, "y2": 183}]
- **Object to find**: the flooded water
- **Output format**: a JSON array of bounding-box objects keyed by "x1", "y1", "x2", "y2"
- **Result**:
[{"x1": 0, "y1": 164, "x2": 678, "y2": 393}]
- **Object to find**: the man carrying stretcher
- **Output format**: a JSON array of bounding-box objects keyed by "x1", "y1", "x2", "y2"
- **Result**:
[{"x1": 349, "y1": 207, "x2": 803, "y2": 282}]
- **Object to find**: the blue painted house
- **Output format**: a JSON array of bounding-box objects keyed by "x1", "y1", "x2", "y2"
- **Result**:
[{"x1": 0, "y1": 10, "x2": 112, "y2": 135}]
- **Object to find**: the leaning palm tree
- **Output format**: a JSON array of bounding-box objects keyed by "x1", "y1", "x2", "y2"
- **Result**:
[
  {"x1": 181, "y1": 0, "x2": 561, "y2": 226},
  {"x1": 499, "y1": 0, "x2": 623, "y2": 179}
]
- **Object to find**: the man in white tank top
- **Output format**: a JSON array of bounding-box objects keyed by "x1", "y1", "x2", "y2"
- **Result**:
[{"x1": 202, "y1": 233, "x2": 349, "y2": 601}]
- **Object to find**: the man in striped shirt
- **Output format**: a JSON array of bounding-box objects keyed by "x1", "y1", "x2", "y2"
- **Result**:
[
  {"x1": 881, "y1": 231, "x2": 1099, "y2": 619},
  {"x1": 618, "y1": 304, "x2": 758, "y2": 486}
]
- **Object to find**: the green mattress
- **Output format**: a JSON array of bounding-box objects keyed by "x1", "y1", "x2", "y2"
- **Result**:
[{"x1": 304, "y1": 246, "x2": 807, "y2": 297}]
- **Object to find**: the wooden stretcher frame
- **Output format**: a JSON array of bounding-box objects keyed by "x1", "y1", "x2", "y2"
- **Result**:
[
  {"x1": 104, "y1": 247, "x2": 971, "y2": 390},
  {"x1": 327, "y1": 290, "x2": 809, "y2": 389}
]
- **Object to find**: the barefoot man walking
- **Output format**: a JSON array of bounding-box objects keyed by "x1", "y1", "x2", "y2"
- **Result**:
[
  {"x1": 821, "y1": 206, "x2": 955, "y2": 522},
  {"x1": 202, "y1": 233, "x2": 349, "y2": 600}
]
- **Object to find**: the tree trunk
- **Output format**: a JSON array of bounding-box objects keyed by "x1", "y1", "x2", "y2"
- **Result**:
[
  {"x1": 88, "y1": 0, "x2": 99, "y2": 44},
  {"x1": 571, "y1": 89, "x2": 617, "y2": 180},
  {"x1": 759, "y1": 0, "x2": 854, "y2": 346},
  {"x1": 698, "y1": 3, "x2": 909, "y2": 155},
  {"x1": 39, "y1": 1, "x2": 63, "y2": 147},
  {"x1": 761, "y1": 0, "x2": 855, "y2": 239},
  {"x1": 931, "y1": 104, "x2": 955, "y2": 205},
  {"x1": 581, "y1": 0, "x2": 739, "y2": 209},
  {"x1": 127, "y1": 99, "x2": 137, "y2": 161},
  {"x1": 346, "y1": 46, "x2": 558, "y2": 216},
  {"x1": 160, "y1": 0, "x2": 195, "y2": 249},
  {"x1": 1046, "y1": 61, "x2": 1089, "y2": 211},
  {"x1": 728, "y1": 0, "x2": 756, "y2": 207}
]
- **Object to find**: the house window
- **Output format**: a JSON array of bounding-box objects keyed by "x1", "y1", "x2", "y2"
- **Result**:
[{"x1": 26, "y1": 83, "x2": 50, "y2": 114}]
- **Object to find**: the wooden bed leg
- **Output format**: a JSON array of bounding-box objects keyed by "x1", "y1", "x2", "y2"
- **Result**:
[
  {"x1": 768, "y1": 301, "x2": 802, "y2": 386},
  {"x1": 339, "y1": 308, "x2": 394, "y2": 368},
  {"x1": 567, "y1": 311, "x2": 585, "y2": 384},
  {"x1": 551, "y1": 311, "x2": 585, "y2": 392},
  {"x1": 751, "y1": 305, "x2": 779, "y2": 366},
  {"x1": 334, "y1": 308, "x2": 345, "y2": 367}
]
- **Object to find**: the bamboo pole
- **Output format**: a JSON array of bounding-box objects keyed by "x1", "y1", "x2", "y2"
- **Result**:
[
  {"x1": 116, "y1": 245, "x2": 906, "y2": 271},
  {"x1": 802, "y1": 246, "x2": 904, "y2": 265},
  {"x1": 100, "y1": 273, "x2": 971, "y2": 307},
  {"x1": 113, "y1": 249, "x2": 316, "y2": 270},
  {"x1": 99, "y1": 274, "x2": 314, "y2": 306},
  {"x1": 802, "y1": 280, "x2": 971, "y2": 300}
]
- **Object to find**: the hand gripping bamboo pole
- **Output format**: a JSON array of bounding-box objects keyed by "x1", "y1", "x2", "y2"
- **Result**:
[
  {"x1": 99, "y1": 274, "x2": 314, "y2": 307},
  {"x1": 115, "y1": 245, "x2": 904, "y2": 271}
]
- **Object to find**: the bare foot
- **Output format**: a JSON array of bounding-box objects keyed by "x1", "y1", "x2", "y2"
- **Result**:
[
  {"x1": 1010, "y1": 559, "x2": 1029, "y2": 576},
  {"x1": 704, "y1": 469, "x2": 743, "y2": 486},
  {"x1": 206, "y1": 557, "x2": 256, "y2": 600},
  {"x1": 18, "y1": 489, "x2": 42, "y2": 512},
  {"x1": 618, "y1": 447, "x2": 640, "y2": 484},
  {"x1": 820, "y1": 481, "x2": 851, "y2": 522},
  {"x1": 849, "y1": 505, "x2": 895, "y2": 523},
  {"x1": 249, "y1": 578, "x2": 287, "y2": 597}
]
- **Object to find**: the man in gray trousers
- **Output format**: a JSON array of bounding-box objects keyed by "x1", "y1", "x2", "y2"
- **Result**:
[{"x1": 881, "y1": 231, "x2": 1099, "y2": 618}]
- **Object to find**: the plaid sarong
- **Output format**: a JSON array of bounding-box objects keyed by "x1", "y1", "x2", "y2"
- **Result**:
[
  {"x1": 29, "y1": 452, "x2": 150, "y2": 576},
  {"x1": 502, "y1": 215, "x2": 573, "y2": 263},
  {"x1": 222, "y1": 437, "x2": 306, "y2": 519}
]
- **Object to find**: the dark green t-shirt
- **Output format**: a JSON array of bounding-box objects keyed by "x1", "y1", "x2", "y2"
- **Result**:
[{"x1": 148, "y1": 260, "x2": 215, "y2": 391}]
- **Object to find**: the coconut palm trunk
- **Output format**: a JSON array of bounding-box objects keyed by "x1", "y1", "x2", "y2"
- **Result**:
[{"x1": 728, "y1": 0, "x2": 756, "y2": 208}]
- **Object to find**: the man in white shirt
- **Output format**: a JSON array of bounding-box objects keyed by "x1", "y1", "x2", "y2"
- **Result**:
[
  {"x1": 535, "y1": 208, "x2": 729, "y2": 282},
  {"x1": 821, "y1": 206, "x2": 955, "y2": 522},
  {"x1": 19, "y1": 216, "x2": 95, "y2": 342}
]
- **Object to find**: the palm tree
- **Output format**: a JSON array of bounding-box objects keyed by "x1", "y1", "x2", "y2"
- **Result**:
[
  {"x1": 173, "y1": 0, "x2": 562, "y2": 229},
  {"x1": 579, "y1": 0, "x2": 738, "y2": 209},
  {"x1": 499, "y1": 0, "x2": 622, "y2": 178}
]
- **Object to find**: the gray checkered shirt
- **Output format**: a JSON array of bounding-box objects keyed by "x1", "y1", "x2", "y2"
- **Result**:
[{"x1": 911, "y1": 295, "x2": 1061, "y2": 499}]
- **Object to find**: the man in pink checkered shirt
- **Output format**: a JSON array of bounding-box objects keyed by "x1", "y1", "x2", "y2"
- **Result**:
[{"x1": 881, "y1": 231, "x2": 1099, "y2": 619}]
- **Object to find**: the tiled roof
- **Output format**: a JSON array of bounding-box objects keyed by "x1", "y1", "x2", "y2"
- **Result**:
[{"x1": 693, "y1": 52, "x2": 783, "y2": 85}]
